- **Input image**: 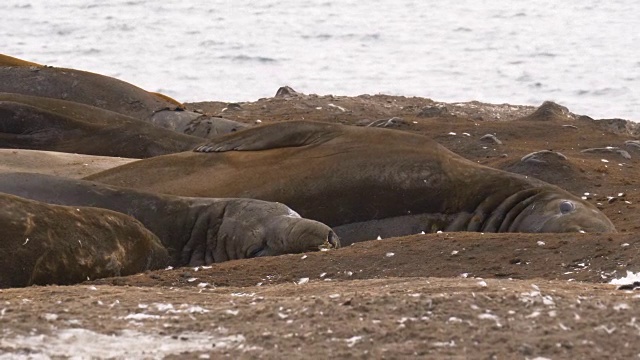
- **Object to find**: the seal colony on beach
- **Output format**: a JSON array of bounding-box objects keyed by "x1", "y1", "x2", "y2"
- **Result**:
[
  {"x1": 87, "y1": 121, "x2": 616, "y2": 244},
  {"x1": 0, "y1": 53, "x2": 620, "y2": 288}
]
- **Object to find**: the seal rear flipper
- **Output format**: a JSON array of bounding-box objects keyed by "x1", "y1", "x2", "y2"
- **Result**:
[{"x1": 193, "y1": 120, "x2": 342, "y2": 152}]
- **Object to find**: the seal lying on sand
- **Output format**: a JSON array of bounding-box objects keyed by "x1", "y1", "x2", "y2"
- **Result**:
[
  {"x1": 0, "y1": 149, "x2": 137, "y2": 179},
  {"x1": 87, "y1": 121, "x2": 616, "y2": 244},
  {"x1": 0, "y1": 173, "x2": 338, "y2": 267},
  {"x1": 0, "y1": 93, "x2": 204, "y2": 157},
  {"x1": 0, "y1": 192, "x2": 169, "y2": 288},
  {"x1": 0, "y1": 58, "x2": 247, "y2": 138}
]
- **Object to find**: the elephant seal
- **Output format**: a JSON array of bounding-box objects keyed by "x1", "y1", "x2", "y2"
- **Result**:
[
  {"x1": 0, "y1": 92, "x2": 205, "y2": 157},
  {"x1": 87, "y1": 121, "x2": 616, "y2": 244},
  {"x1": 0, "y1": 149, "x2": 137, "y2": 179},
  {"x1": 0, "y1": 192, "x2": 169, "y2": 288},
  {"x1": 0, "y1": 58, "x2": 247, "y2": 138},
  {"x1": 0, "y1": 173, "x2": 338, "y2": 266}
]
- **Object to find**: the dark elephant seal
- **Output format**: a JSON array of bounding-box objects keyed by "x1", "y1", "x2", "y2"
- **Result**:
[
  {"x1": 87, "y1": 121, "x2": 616, "y2": 244},
  {"x1": 0, "y1": 58, "x2": 247, "y2": 138},
  {"x1": 0, "y1": 92, "x2": 204, "y2": 157},
  {"x1": 0, "y1": 173, "x2": 338, "y2": 267},
  {"x1": 0, "y1": 192, "x2": 169, "y2": 288}
]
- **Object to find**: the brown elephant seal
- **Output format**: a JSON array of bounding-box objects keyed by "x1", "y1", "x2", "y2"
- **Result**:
[
  {"x1": 0, "y1": 59, "x2": 247, "y2": 138},
  {"x1": 0, "y1": 173, "x2": 338, "y2": 267},
  {"x1": 87, "y1": 121, "x2": 616, "y2": 244},
  {"x1": 0, "y1": 192, "x2": 169, "y2": 288},
  {"x1": 0, "y1": 149, "x2": 137, "y2": 179},
  {"x1": 0, "y1": 93, "x2": 205, "y2": 157}
]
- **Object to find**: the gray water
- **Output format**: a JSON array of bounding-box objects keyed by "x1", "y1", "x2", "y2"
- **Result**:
[{"x1": 1, "y1": 0, "x2": 638, "y2": 120}]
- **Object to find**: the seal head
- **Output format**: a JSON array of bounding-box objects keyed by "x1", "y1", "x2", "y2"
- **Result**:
[
  {"x1": 506, "y1": 190, "x2": 615, "y2": 233},
  {"x1": 182, "y1": 200, "x2": 339, "y2": 266}
]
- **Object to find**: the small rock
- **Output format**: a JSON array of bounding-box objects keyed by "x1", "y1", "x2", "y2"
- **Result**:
[
  {"x1": 417, "y1": 105, "x2": 449, "y2": 118},
  {"x1": 328, "y1": 103, "x2": 347, "y2": 112},
  {"x1": 225, "y1": 103, "x2": 243, "y2": 111},
  {"x1": 625, "y1": 140, "x2": 640, "y2": 150},
  {"x1": 581, "y1": 147, "x2": 631, "y2": 160},
  {"x1": 480, "y1": 134, "x2": 503, "y2": 145},
  {"x1": 366, "y1": 117, "x2": 407, "y2": 128},
  {"x1": 524, "y1": 101, "x2": 572, "y2": 121},
  {"x1": 275, "y1": 86, "x2": 299, "y2": 98},
  {"x1": 520, "y1": 150, "x2": 567, "y2": 164}
]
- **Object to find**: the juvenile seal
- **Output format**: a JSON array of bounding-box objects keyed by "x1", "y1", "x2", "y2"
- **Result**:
[
  {"x1": 0, "y1": 192, "x2": 169, "y2": 288},
  {"x1": 0, "y1": 93, "x2": 204, "y2": 157},
  {"x1": 0, "y1": 57, "x2": 247, "y2": 138},
  {"x1": 0, "y1": 173, "x2": 338, "y2": 266},
  {"x1": 87, "y1": 121, "x2": 616, "y2": 244}
]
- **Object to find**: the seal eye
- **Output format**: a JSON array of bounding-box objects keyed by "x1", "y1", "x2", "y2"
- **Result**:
[{"x1": 559, "y1": 201, "x2": 575, "y2": 214}]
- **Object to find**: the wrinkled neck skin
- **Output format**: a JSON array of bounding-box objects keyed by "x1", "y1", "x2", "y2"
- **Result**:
[
  {"x1": 445, "y1": 186, "x2": 616, "y2": 233},
  {"x1": 444, "y1": 187, "x2": 544, "y2": 232}
]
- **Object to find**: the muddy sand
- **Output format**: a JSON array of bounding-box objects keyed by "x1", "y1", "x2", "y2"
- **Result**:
[{"x1": 2, "y1": 90, "x2": 640, "y2": 359}]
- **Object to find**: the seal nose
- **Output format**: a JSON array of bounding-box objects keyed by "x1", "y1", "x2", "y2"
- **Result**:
[{"x1": 327, "y1": 230, "x2": 340, "y2": 248}]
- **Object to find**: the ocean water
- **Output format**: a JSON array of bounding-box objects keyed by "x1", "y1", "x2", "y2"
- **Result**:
[{"x1": 1, "y1": 0, "x2": 638, "y2": 120}]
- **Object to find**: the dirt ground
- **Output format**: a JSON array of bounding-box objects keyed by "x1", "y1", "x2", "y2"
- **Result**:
[{"x1": 2, "y1": 89, "x2": 640, "y2": 359}]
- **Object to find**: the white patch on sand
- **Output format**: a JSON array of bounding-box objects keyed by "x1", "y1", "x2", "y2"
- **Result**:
[
  {"x1": 609, "y1": 271, "x2": 640, "y2": 285},
  {"x1": 0, "y1": 329, "x2": 245, "y2": 358}
]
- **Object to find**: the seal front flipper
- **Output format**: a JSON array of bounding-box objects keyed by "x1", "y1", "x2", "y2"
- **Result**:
[{"x1": 194, "y1": 120, "x2": 343, "y2": 152}]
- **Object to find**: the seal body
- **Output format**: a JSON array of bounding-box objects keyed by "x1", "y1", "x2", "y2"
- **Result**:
[
  {"x1": 0, "y1": 192, "x2": 169, "y2": 288},
  {"x1": 87, "y1": 121, "x2": 616, "y2": 244},
  {"x1": 0, "y1": 93, "x2": 205, "y2": 157},
  {"x1": 0, "y1": 60, "x2": 247, "y2": 138},
  {"x1": 0, "y1": 173, "x2": 338, "y2": 267},
  {"x1": 0, "y1": 63, "x2": 179, "y2": 121}
]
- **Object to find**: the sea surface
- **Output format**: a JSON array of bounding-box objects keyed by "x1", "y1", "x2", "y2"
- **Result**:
[{"x1": 1, "y1": 0, "x2": 638, "y2": 120}]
